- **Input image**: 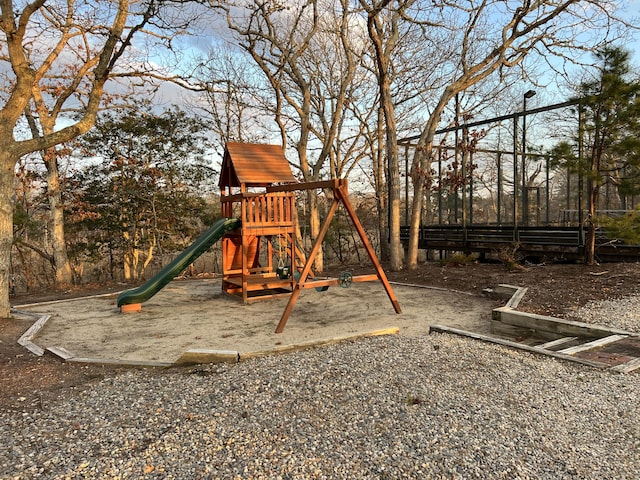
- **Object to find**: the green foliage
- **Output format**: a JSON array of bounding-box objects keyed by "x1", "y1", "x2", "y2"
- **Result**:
[
  {"x1": 13, "y1": 202, "x2": 36, "y2": 236},
  {"x1": 600, "y1": 208, "x2": 640, "y2": 245},
  {"x1": 548, "y1": 141, "x2": 579, "y2": 173},
  {"x1": 67, "y1": 103, "x2": 219, "y2": 279},
  {"x1": 548, "y1": 47, "x2": 640, "y2": 188},
  {"x1": 581, "y1": 47, "x2": 640, "y2": 181}
]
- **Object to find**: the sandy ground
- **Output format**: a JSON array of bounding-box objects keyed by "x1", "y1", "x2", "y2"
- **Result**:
[{"x1": 16, "y1": 278, "x2": 495, "y2": 364}]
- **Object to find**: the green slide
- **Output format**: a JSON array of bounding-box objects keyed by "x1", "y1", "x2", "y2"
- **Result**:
[{"x1": 117, "y1": 217, "x2": 240, "y2": 307}]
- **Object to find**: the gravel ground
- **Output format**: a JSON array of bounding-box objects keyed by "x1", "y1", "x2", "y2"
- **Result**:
[
  {"x1": 565, "y1": 295, "x2": 640, "y2": 333},
  {"x1": 2, "y1": 299, "x2": 640, "y2": 479}
]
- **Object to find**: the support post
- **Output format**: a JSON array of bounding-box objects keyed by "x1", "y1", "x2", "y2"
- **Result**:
[
  {"x1": 275, "y1": 179, "x2": 402, "y2": 333},
  {"x1": 276, "y1": 197, "x2": 340, "y2": 333},
  {"x1": 335, "y1": 182, "x2": 402, "y2": 315}
]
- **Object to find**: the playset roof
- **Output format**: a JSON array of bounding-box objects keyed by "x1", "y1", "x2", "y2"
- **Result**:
[{"x1": 219, "y1": 142, "x2": 297, "y2": 189}]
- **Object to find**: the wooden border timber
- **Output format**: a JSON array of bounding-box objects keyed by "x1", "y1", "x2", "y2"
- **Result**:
[
  {"x1": 274, "y1": 179, "x2": 401, "y2": 333},
  {"x1": 433, "y1": 283, "x2": 640, "y2": 372},
  {"x1": 492, "y1": 306, "x2": 633, "y2": 340},
  {"x1": 429, "y1": 325, "x2": 608, "y2": 369}
]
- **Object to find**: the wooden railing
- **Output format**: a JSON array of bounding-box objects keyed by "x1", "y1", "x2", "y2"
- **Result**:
[
  {"x1": 221, "y1": 192, "x2": 295, "y2": 228},
  {"x1": 400, "y1": 225, "x2": 640, "y2": 261}
]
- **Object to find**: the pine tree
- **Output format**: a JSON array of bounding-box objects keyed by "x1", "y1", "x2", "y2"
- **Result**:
[{"x1": 578, "y1": 47, "x2": 640, "y2": 264}]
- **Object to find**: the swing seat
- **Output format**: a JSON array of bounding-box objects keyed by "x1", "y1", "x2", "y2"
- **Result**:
[{"x1": 276, "y1": 265, "x2": 291, "y2": 279}]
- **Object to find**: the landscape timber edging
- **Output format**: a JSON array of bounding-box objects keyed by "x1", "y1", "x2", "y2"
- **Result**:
[
  {"x1": 490, "y1": 283, "x2": 632, "y2": 341},
  {"x1": 430, "y1": 282, "x2": 640, "y2": 372},
  {"x1": 16, "y1": 300, "x2": 401, "y2": 367}
]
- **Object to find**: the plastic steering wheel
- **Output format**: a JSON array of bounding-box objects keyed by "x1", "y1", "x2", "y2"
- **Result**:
[{"x1": 338, "y1": 271, "x2": 353, "y2": 288}]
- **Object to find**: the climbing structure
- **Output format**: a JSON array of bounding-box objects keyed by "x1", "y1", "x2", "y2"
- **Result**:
[
  {"x1": 219, "y1": 142, "x2": 301, "y2": 303},
  {"x1": 119, "y1": 141, "x2": 400, "y2": 330},
  {"x1": 219, "y1": 142, "x2": 401, "y2": 333}
]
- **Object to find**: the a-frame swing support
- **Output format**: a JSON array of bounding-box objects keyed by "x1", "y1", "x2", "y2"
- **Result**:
[{"x1": 266, "y1": 178, "x2": 402, "y2": 333}]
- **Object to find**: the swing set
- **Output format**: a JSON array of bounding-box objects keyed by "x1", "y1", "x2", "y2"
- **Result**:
[{"x1": 219, "y1": 142, "x2": 401, "y2": 333}]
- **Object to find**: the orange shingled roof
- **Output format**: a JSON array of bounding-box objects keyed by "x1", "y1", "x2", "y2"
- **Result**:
[{"x1": 219, "y1": 142, "x2": 297, "y2": 188}]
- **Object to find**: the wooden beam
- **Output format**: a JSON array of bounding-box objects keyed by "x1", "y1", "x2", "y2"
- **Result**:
[
  {"x1": 537, "y1": 337, "x2": 578, "y2": 350},
  {"x1": 335, "y1": 182, "x2": 402, "y2": 314},
  {"x1": 266, "y1": 179, "x2": 342, "y2": 193},
  {"x1": 352, "y1": 274, "x2": 380, "y2": 283},
  {"x1": 275, "y1": 197, "x2": 340, "y2": 333},
  {"x1": 275, "y1": 179, "x2": 401, "y2": 332},
  {"x1": 558, "y1": 334, "x2": 628, "y2": 355},
  {"x1": 298, "y1": 278, "x2": 340, "y2": 289},
  {"x1": 492, "y1": 307, "x2": 631, "y2": 339},
  {"x1": 429, "y1": 325, "x2": 608, "y2": 369},
  {"x1": 611, "y1": 357, "x2": 640, "y2": 373}
]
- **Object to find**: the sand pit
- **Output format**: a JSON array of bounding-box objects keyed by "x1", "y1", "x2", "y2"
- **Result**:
[{"x1": 17, "y1": 279, "x2": 495, "y2": 364}]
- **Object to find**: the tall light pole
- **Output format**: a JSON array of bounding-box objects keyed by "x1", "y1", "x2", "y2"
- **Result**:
[
  {"x1": 513, "y1": 114, "x2": 518, "y2": 226},
  {"x1": 522, "y1": 89, "x2": 536, "y2": 226}
]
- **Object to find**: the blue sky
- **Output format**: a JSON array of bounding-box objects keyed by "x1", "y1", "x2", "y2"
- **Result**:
[{"x1": 627, "y1": 0, "x2": 640, "y2": 64}]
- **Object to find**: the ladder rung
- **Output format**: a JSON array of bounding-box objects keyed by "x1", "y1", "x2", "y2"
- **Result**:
[
  {"x1": 611, "y1": 356, "x2": 640, "y2": 373},
  {"x1": 537, "y1": 336, "x2": 578, "y2": 350},
  {"x1": 558, "y1": 334, "x2": 628, "y2": 355}
]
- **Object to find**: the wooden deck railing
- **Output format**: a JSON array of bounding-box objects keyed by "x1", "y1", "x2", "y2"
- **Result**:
[{"x1": 400, "y1": 225, "x2": 640, "y2": 261}]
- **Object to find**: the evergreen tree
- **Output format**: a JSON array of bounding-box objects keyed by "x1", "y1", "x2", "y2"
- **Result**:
[
  {"x1": 549, "y1": 47, "x2": 640, "y2": 263},
  {"x1": 580, "y1": 47, "x2": 640, "y2": 264},
  {"x1": 69, "y1": 105, "x2": 219, "y2": 281}
]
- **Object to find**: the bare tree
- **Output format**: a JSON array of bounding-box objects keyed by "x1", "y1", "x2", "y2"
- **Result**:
[
  {"x1": 405, "y1": 0, "x2": 631, "y2": 269},
  {"x1": 22, "y1": 111, "x2": 73, "y2": 285},
  {"x1": 191, "y1": 43, "x2": 271, "y2": 154},
  {"x1": 0, "y1": 0, "x2": 206, "y2": 317},
  {"x1": 216, "y1": 0, "x2": 369, "y2": 272},
  {"x1": 357, "y1": 0, "x2": 462, "y2": 270},
  {"x1": 358, "y1": 0, "x2": 405, "y2": 271}
]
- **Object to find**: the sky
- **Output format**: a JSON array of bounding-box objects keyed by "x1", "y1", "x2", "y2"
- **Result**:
[
  {"x1": 18, "y1": 0, "x2": 640, "y2": 161},
  {"x1": 625, "y1": 1, "x2": 640, "y2": 64}
]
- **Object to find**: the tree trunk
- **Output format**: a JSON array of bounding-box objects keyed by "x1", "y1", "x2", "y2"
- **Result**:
[
  {"x1": 292, "y1": 206, "x2": 305, "y2": 268},
  {"x1": 407, "y1": 135, "x2": 438, "y2": 269},
  {"x1": 139, "y1": 242, "x2": 156, "y2": 279},
  {"x1": 368, "y1": 13, "x2": 402, "y2": 272},
  {"x1": 361, "y1": 0, "x2": 404, "y2": 272},
  {"x1": 0, "y1": 152, "x2": 14, "y2": 318},
  {"x1": 388, "y1": 156, "x2": 403, "y2": 271},
  {"x1": 308, "y1": 189, "x2": 323, "y2": 273},
  {"x1": 124, "y1": 248, "x2": 140, "y2": 281},
  {"x1": 384, "y1": 81, "x2": 403, "y2": 271},
  {"x1": 407, "y1": 86, "x2": 457, "y2": 269},
  {"x1": 122, "y1": 230, "x2": 138, "y2": 281},
  {"x1": 45, "y1": 152, "x2": 73, "y2": 285},
  {"x1": 585, "y1": 186, "x2": 598, "y2": 266},
  {"x1": 373, "y1": 111, "x2": 390, "y2": 261},
  {"x1": 407, "y1": 178, "x2": 423, "y2": 269},
  {"x1": 376, "y1": 192, "x2": 390, "y2": 262}
]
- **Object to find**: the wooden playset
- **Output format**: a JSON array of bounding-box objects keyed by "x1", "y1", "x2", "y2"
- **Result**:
[
  {"x1": 219, "y1": 142, "x2": 401, "y2": 333},
  {"x1": 118, "y1": 142, "x2": 401, "y2": 332}
]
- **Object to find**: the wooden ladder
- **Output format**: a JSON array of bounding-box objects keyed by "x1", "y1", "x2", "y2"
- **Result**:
[
  {"x1": 536, "y1": 334, "x2": 640, "y2": 373},
  {"x1": 429, "y1": 325, "x2": 640, "y2": 373}
]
